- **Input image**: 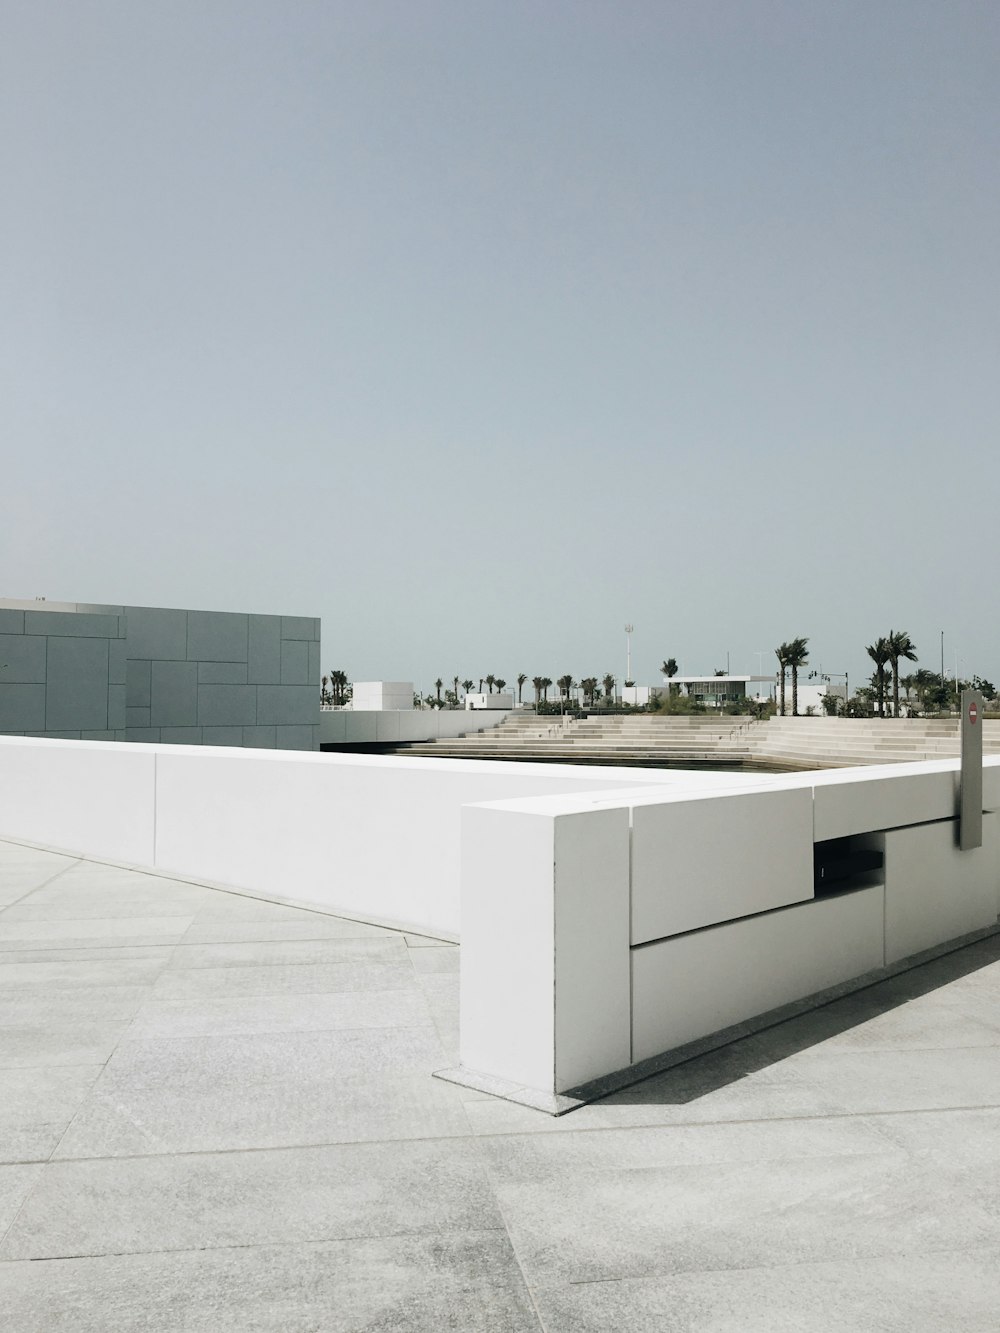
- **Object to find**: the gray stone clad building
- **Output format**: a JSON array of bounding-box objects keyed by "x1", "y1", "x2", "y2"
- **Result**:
[{"x1": 0, "y1": 599, "x2": 320, "y2": 750}]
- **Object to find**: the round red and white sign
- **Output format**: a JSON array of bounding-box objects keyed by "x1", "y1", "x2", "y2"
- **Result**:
[{"x1": 969, "y1": 700, "x2": 979, "y2": 725}]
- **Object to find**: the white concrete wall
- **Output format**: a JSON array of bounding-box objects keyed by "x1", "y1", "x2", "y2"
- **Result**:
[
  {"x1": 321, "y1": 708, "x2": 511, "y2": 746},
  {"x1": 0, "y1": 735, "x2": 696, "y2": 939},
  {"x1": 350, "y1": 682, "x2": 413, "y2": 711},
  {"x1": 458, "y1": 756, "x2": 1000, "y2": 1100}
]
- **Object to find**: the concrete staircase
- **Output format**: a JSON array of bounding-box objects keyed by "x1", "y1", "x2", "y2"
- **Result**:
[{"x1": 400, "y1": 712, "x2": 1000, "y2": 770}]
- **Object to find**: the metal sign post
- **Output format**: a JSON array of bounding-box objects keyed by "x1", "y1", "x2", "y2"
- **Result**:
[{"x1": 960, "y1": 689, "x2": 983, "y2": 851}]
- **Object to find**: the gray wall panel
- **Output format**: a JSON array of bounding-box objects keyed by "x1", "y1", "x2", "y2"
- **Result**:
[
  {"x1": 307, "y1": 641, "x2": 320, "y2": 685},
  {"x1": 0, "y1": 609, "x2": 25, "y2": 633},
  {"x1": 242, "y1": 726, "x2": 276, "y2": 749},
  {"x1": 0, "y1": 634, "x2": 47, "y2": 683},
  {"x1": 187, "y1": 611, "x2": 248, "y2": 663},
  {"x1": 255, "y1": 685, "x2": 318, "y2": 725},
  {"x1": 202, "y1": 726, "x2": 245, "y2": 746},
  {"x1": 159, "y1": 727, "x2": 203, "y2": 744},
  {"x1": 0, "y1": 684, "x2": 45, "y2": 731},
  {"x1": 280, "y1": 640, "x2": 309, "y2": 685},
  {"x1": 281, "y1": 616, "x2": 318, "y2": 641},
  {"x1": 198, "y1": 684, "x2": 258, "y2": 726},
  {"x1": 248, "y1": 615, "x2": 281, "y2": 683},
  {"x1": 150, "y1": 661, "x2": 199, "y2": 728},
  {"x1": 126, "y1": 707, "x2": 151, "y2": 727},
  {"x1": 274, "y1": 724, "x2": 318, "y2": 750},
  {"x1": 108, "y1": 683, "x2": 126, "y2": 729},
  {"x1": 124, "y1": 607, "x2": 188, "y2": 660},
  {"x1": 109, "y1": 640, "x2": 127, "y2": 685},
  {"x1": 26, "y1": 611, "x2": 120, "y2": 639},
  {"x1": 126, "y1": 659, "x2": 151, "y2": 707},
  {"x1": 198, "y1": 661, "x2": 248, "y2": 684},
  {"x1": 46, "y1": 637, "x2": 110, "y2": 730}
]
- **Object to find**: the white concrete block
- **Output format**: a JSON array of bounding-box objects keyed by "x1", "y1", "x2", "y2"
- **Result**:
[
  {"x1": 877, "y1": 815, "x2": 1000, "y2": 965},
  {"x1": 631, "y1": 886, "x2": 886, "y2": 1062},
  {"x1": 631, "y1": 786, "x2": 814, "y2": 944},
  {"x1": 811, "y1": 765, "x2": 957, "y2": 840},
  {"x1": 0, "y1": 737, "x2": 156, "y2": 864},
  {"x1": 460, "y1": 803, "x2": 631, "y2": 1094}
]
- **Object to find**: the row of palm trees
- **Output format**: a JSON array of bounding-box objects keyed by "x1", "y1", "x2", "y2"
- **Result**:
[
  {"x1": 774, "y1": 638, "x2": 809, "y2": 716},
  {"x1": 865, "y1": 630, "x2": 918, "y2": 717}
]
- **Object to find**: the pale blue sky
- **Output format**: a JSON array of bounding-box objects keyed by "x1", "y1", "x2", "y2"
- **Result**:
[{"x1": 3, "y1": 2, "x2": 998, "y2": 694}]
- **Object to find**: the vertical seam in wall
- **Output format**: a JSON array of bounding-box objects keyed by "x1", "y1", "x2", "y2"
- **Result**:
[
  {"x1": 152, "y1": 751, "x2": 158, "y2": 867},
  {"x1": 628, "y1": 806, "x2": 634, "y2": 1065}
]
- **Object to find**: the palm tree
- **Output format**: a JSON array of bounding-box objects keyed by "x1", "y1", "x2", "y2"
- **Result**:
[
  {"x1": 485, "y1": 674, "x2": 495, "y2": 694},
  {"x1": 532, "y1": 676, "x2": 544, "y2": 706},
  {"x1": 602, "y1": 673, "x2": 615, "y2": 702},
  {"x1": 774, "y1": 644, "x2": 789, "y2": 717},
  {"x1": 452, "y1": 676, "x2": 460, "y2": 703},
  {"x1": 462, "y1": 679, "x2": 474, "y2": 698},
  {"x1": 661, "y1": 658, "x2": 678, "y2": 679},
  {"x1": 329, "y1": 669, "x2": 349, "y2": 706},
  {"x1": 785, "y1": 637, "x2": 809, "y2": 716},
  {"x1": 542, "y1": 676, "x2": 552, "y2": 703},
  {"x1": 866, "y1": 638, "x2": 892, "y2": 717},
  {"x1": 516, "y1": 673, "x2": 527, "y2": 704},
  {"x1": 495, "y1": 678, "x2": 506, "y2": 697},
  {"x1": 557, "y1": 674, "x2": 574, "y2": 704},
  {"x1": 886, "y1": 630, "x2": 918, "y2": 718},
  {"x1": 434, "y1": 678, "x2": 443, "y2": 704},
  {"x1": 581, "y1": 677, "x2": 599, "y2": 707}
]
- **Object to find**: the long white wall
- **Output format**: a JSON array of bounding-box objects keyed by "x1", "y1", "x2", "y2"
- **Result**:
[
  {"x1": 321, "y1": 708, "x2": 512, "y2": 746},
  {"x1": 0, "y1": 736, "x2": 743, "y2": 938}
]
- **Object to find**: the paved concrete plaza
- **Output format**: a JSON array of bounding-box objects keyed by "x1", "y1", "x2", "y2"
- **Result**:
[{"x1": 1, "y1": 838, "x2": 999, "y2": 1330}]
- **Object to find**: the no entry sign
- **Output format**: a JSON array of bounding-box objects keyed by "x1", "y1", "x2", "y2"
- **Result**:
[{"x1": 969, "y1": 700, "x2": 979, "y2": 725}]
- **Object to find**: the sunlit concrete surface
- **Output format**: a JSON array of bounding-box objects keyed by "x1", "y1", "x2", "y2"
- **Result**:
[{"x1": 1, "y1": 838, "x2": 1000, "y2": 1331}]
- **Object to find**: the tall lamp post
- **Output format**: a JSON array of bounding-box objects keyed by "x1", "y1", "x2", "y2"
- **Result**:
[{"x1": 625, "y1": 624, "x2": 634, "y2": 684}]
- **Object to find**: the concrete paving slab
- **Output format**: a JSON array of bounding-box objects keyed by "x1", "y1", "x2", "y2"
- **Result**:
[
  {"x1": 530, "y1": 1248, "x2": 1000, "y2": 1332},
  {"x1": 0, "y1": 915, "x2": 194, "y2": 949},
  {"x1": 0, "y1": 956, "x2": 170, "y2": 991},
  {"x1": 1, "y1": 1138, "x2": 505, "y2": 1260},
  {"x1": 407, "y1": 944, "x2": 460, "y2": 973},
  {"x1": 53, "y1": 1028, "x2": 469, "y2": 1157},
  {"x1": 3, "y1": 840, "x2": 1000, "y2": 1329},
  {"x1": 149, "y1": 958, "x2": 417, "y2": 999},
  {"x1": 490, "y1": 1149, "x2": 999, "y2": 1284},
  {"x1": 0, "y1": 1233, "x2": 541, "y2": 1332},
  {"x1": 166, "y1": 935, "x2": 407, "y2": 969},
  {"x1": 127, "y1": 988, "x2": 435, "y2": 1040},
  {"x1": 180, "y1": 916, "x2": 395, "y2": 944},
  {"x1": 0, "y1": 1020, "x2": 132, "y2": 1069},
  {"x1": 0, "y1": 1065, "x2": 105, "y2": 1164}
]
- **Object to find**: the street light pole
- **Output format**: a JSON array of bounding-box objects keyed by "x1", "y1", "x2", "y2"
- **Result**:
[{"x1": 625, "y1": 624, "x2": 634, "y2": 683}]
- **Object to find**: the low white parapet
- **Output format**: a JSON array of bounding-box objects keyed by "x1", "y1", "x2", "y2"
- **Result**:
[
  {"x1": 465, "y1": 693, "x2": 514, "y2": 710},
  {"x1": 448, "y1": 757, "x2": 1000, "y2": 1112}
]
